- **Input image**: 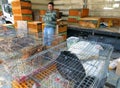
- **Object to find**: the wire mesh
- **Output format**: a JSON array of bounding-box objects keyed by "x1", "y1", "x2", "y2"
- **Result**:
[
  {"x1": 0, "y1": 35, "x2": 43, "y2": 60},
  {"x1": 0, "y1": 26, "x2": 16, "y2": 39},
  {"x1": 0, "y1": 33, "x2": 63, "y2": 61},
  {"x1": 4, "y1": 39, "x2": 113, "y2": 88},
  {"x1": 0, "y1": 66, "x2": 12, "y2": 88},
  {"x1": 3, "y1": 47, "x2": 59, "y2": 82}
]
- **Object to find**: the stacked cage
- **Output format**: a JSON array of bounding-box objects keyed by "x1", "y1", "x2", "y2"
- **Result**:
[
  {"x1": 0, "y1": 66, "x2": 12, "y2": 88},
  {"x1": 0, "y1": 34, "x2": 63, "y2": 61},
  {"x1": 11, "y1": 0, "x2": 33, "y2": 28},
  {"x1": 3, "y1": 39, "x2": 113, "y2": 88},
  {"x1": 0, "y1": 33, "x2": 63, "y2": 88}
]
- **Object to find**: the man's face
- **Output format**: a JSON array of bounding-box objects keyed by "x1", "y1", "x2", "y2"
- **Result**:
[{"x1": 48, "y1": 4, "x2": 54, "y2": 11}]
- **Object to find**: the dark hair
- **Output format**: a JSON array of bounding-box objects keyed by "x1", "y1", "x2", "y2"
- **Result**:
[{"x1": 48, "y1": 2, "x2": 54, "y2": 6}]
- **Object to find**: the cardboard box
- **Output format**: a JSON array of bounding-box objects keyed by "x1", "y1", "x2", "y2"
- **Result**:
[
  {"x1": 39, "y1": 17, "x2": 42, "y2": 21},
  {"x1": 81, "y1": 9, "x2": 89, "y2": 17},
  {"x1": 12, "y1": 9, "x2": 32, "y2": 15},
  {"x1": 59, "y1": 32, "x2": 67, "y2": 41},
  {"x1": 69, "y1": 9, "x2": 80, "y2": 16},
  {"x1": 57, "y1": 24, "x2": 67, "y2": 33},
  {"x1": 42, "y1": 23, "x2": 45, "y2": 32},
  {"x1": 79, "y1": 17, "x2": 101, "y2": 28},
  {"x1": 39, "y1": 10, "x2": 46, "y2": 15},
  {"x1": 62, "y1": 34, "x2": 67, "y2": 41},
  {"x1": 14, "y1": 15, "x2": 32, "y2": 21},
  {"x1": 54, "y1": 9, "x2": 60, "y2": 19},
  {"x1": 28, "y1": 21, "x2": 42, "y2": 33},
  {"x1": 79, "y1": 21, "x2": 96, "y2": 28},
  {"x1": 68, "y1": 18, "x2": 78, "y2": 23},
  {"x1": 69, "y1": 9, "x2": 89, "y2": 17},
  {"x1": 12, "y1": 1, "x2": 31, "y2": 8},
  {"x1": 101, "y1": 18, "x2": 120, "y2": 26}
]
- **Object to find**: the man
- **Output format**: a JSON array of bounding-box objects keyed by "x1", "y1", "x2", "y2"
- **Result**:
[{"x1": 42, "y1": 2, "x2": 57, "y2": 46}]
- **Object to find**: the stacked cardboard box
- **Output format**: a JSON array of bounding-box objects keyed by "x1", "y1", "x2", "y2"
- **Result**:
[
  {"x1": 39, "y1": 10, "x2": 46, "y2": 21},
  {"x1": 11, "y1": 0, "x2": 33, "y2": 28},
  {"x1": 28, "y1": 21, "x2": 42, "y2": 38},
  {"x1": 68, "y1": 9, "x2": 89, "y2": 24},
  {"x1": 57, "y1": 24, "x2": 67, "y2": 42},
  {"x1": 101, "y1": 18, "x2": 120, "y2": 27},
  {"x1": 54, "y1": 9, "x2": 61, "y2": 19},
  {"x1": 79, "y1": 17, "x2": 101, "y2": 28}
]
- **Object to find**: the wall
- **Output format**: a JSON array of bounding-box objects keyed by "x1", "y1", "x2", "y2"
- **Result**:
[
  {"x1": 54, "y1": 0, "x2": 83, "y2": 20},
  {"x1": 31, "y1": 0, "x2": 50, "y2": 10},
  {"x1": 53, "y1": 0, "x2": 120, "y2": 19},
  {"x1": 31, "y1": 0, "x2": 51, "y2": 20},
  {"x1": 88, "y1": 0, "x2": 120, "y2": 17},
  {"x1": 30, "y1": 0, "x2": 120, "y2": 20}
]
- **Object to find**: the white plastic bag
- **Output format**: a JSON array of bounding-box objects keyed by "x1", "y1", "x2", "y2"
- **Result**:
[{"x1": 67, "y1": 36, "x2": 79, "y2": 49}]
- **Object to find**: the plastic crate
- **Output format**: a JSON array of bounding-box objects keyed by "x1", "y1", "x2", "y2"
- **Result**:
[{"x1": 4, "y1": 39, "x2": 113, "y2": 88}]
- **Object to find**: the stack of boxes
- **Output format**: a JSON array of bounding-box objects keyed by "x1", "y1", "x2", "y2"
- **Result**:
[
  {"x1": 79, "y1": 17, "x2": 101, "y2": 28},
  {"x1": 57, "y1": 23, "x2": 67, "y2": 42},
  {"x1": 39, "y1": 9, "x2": 47, "y2": 33},
  {"x1": 56, "y1": 19, "x2": 67, "y2": 42},
  {"x1": 28, "y1": 21, "x2": 42, "y2": 38},
  {"x1": 39, "y1": 10, "x2": 46, "y2": 21},
  {"x1": 68, "y1": 9, "x2": 89, "y2": 24},
  {"x1": 54, "y1": 9, "x2": 61, "y2": 19},
  {"x1": 101, "y1": 18, "x2": 120, "y2": 27},
  {"x1": 11, "y1": 0, "x2": 33, "y2": 28},
  {"x1": 68, "y1": 9, "x2": 80, "y2": 24}
]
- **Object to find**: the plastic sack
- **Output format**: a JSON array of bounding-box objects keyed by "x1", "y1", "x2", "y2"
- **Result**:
[{"x1": 67, "y1": 36, "x2": 79, "y2": 49}]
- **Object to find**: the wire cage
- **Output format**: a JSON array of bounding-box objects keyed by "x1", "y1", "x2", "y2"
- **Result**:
[
  {"x1": 0, "y1": 25, "x2": 16, "y2": 39},
  {"x1": 5, "y1": 39, "x2": 113, "y2": 88},
  {"x1": 0, "y1": 66, "x2": 12, "y2": 88},
  {"x1": 0, "y1": 33, "x2": 63, "y2": 61},
  {"x1": 0, "y1": 35, "x2": 42, "y2": 60}
]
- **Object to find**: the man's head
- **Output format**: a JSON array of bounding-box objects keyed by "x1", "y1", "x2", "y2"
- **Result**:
[{"x1": 48, "y1": 2, "x2": 54, "y2": 11}]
